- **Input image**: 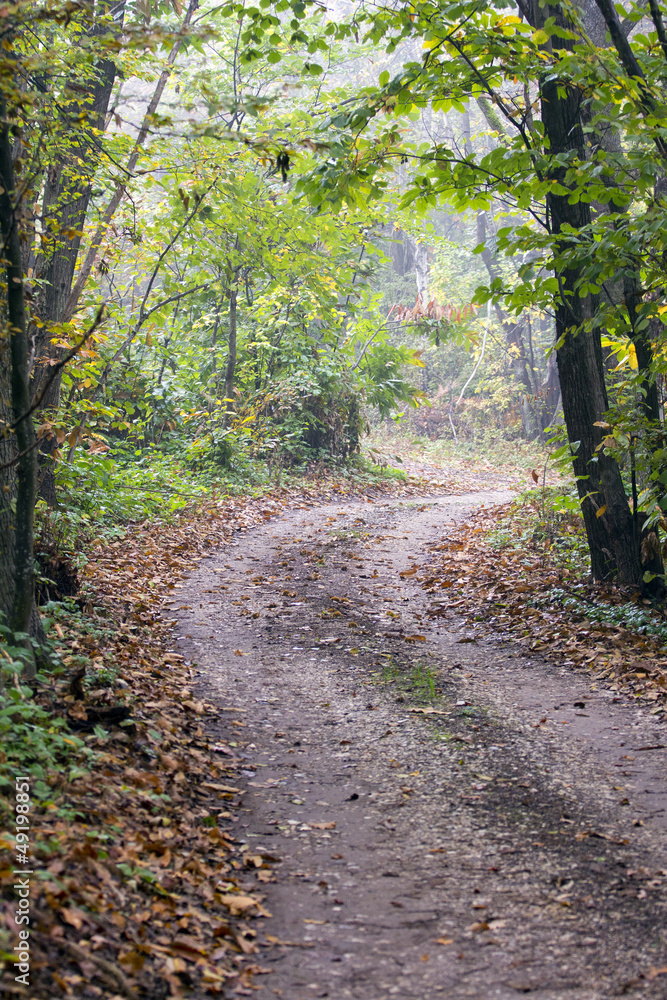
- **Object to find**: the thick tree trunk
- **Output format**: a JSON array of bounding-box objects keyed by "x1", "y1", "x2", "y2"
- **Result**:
[
  {"x1": 0, "y1": 94, "x2": 38, "y2": 645},
  {"x1": 537, "y1": 1, "x2": 643, "y2": 585},
  {"x1": 62, "y1": 0, "x2": 198, "y2": 324},
  {"x1": 0, "y1": 307, "x2": 16, "y2": 632},
  {"x1": 29, "y1": 2, "x2": 125, "y2": 505},
  {"x1": 32, "y1": 1, "x2": 124, "y2": 399}
]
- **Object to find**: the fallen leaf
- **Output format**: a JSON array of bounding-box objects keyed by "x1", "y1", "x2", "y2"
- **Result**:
[
  {"x1": 60, "y1": 907, "x2": 86, "y2": 930},
  {"x1": 265, "y1": 935, "x2": 315, "y2": 948},
  {"x1": 218, "y1": 893, "x2": 271, "y2": 917}
]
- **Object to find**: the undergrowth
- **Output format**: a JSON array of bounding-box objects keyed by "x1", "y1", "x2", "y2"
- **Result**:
[
  {"x1": 535, "y1": 588, "x2": 667, "y2": 640},
  {"x1": 46, "y1": 443, "x2": 407, "y2": 554},
  {"x1": 0, "y1": 626, "x2": 92, "y2": 820},
  {"x1": 487, "y1": 485, "x2": 590, "y2": 579}
]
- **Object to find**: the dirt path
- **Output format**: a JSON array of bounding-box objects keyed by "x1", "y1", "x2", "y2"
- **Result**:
[{"x1": 173, "y1": 488, "x2": 667, "y2": 1000}]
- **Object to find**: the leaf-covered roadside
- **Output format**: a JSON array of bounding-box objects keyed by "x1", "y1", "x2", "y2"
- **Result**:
[
  {"x1": 1, "y1": 468, "x2": 474, "y2": 1000},
  {"x1": 2, "y1": 500, "x2": 276, "y2": 998},
  {"x1": 421, "y1": 490, "x2": 667, "y2": 718}
]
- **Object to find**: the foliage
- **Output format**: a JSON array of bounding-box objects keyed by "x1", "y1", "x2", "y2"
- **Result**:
[{"x1": 0, "y1": 625, "x2": 90, "y2": 812}]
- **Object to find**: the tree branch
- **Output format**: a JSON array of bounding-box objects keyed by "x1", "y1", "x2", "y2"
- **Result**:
[
  {"x1": 62, "y1": 0, "x2": 198, "y2": 322},
  {"x1": 20, "y1": 306, "x2": 105, "y2": 427},
  {"x1": 593, "y1": 0, "x2": 667, "y2": 157}
]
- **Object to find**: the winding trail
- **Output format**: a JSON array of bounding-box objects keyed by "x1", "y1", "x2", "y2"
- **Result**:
[{"x1": 173, "y1": 486, "x2": 667, "y2": 1000}]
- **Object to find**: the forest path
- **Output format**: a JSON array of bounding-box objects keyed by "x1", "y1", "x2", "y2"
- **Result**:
[{"x1": 174, "y1": 485, "x2": 667, "y2": 1000}]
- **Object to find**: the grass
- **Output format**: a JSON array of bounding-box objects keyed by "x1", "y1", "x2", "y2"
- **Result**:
[{"x1": 378, "y1": 655, "x2": 441, "y2": 704}]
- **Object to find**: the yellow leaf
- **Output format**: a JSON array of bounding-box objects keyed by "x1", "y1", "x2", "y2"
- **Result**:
[
  {"x1": 596, "y1": 505, "x2": 607, "y2": 518},
  {"x1": 532, "y1": 28, "x2": 548, "y2": 44}
]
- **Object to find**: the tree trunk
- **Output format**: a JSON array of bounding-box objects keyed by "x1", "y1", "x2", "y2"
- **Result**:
[
  {"x1": 30, "y1": 1, "x2": 125, "y2": 504},
  {"x1": 537, "y1": 0, "x2": 643, "y2": 585},
  {"x1": 32, "y1": 0, "x2": 125, "y2": 399},
  {"x1": 223, "y1": 286, "x2": 238, "y2": 423},
  {"x1": 0, "y1": 93, "x2": 38, "y2": 648},
  {"x1": 62, "y1": 0, "x2": 198, "y2": 323},
  {"x1": 540, "y1": 349, "x2": 561, "y2": 429},
  {"x1": 413, "y1": 238, "x2": 430, "y2": 304}
]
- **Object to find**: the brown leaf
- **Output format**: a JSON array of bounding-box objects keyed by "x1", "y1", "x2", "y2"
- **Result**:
[
  {"x1": 218, "y1": 893, "x2": 271, "y2": 917},
  {"x1": 201, "y1": 783, "x2": 240, "y2": 793},
  {"x1": 61, "y1": 907, "x2": 86, "y2": 930}
]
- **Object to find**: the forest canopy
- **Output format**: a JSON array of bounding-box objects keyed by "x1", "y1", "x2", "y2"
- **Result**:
[{"x1": 3, "y1": 0, "x2": 667, "y2": 639}]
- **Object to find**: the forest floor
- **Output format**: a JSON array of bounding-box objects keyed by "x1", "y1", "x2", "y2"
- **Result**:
[
  {"x1": 172, "y1": 464, "x2": 667, "y2": 1000},
  {"x1": 5, "y1": 456, "x2": 667, "y2": 1000}
]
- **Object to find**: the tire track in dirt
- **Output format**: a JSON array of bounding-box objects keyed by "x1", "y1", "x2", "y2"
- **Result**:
[{"x1": 174, "y1": 489, "x2": 667, "y2": 1000}]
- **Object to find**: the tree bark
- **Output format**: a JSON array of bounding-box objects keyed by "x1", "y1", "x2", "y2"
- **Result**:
[
  {"x1": 31, "y1": 0, "x2": 126, "y2": 400},
  {"x1": 412, "y1": 238, "x2": 430, "y2": 304},
  {"x1": 536, "y1": 0, "x2": 643, "y2": 585},
  {"x1": 28, "y1": 1, "x2": 125, "y2": 504},
  {"x1": 0, "y1": 93, "x2": 38, "y2": 644}
]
